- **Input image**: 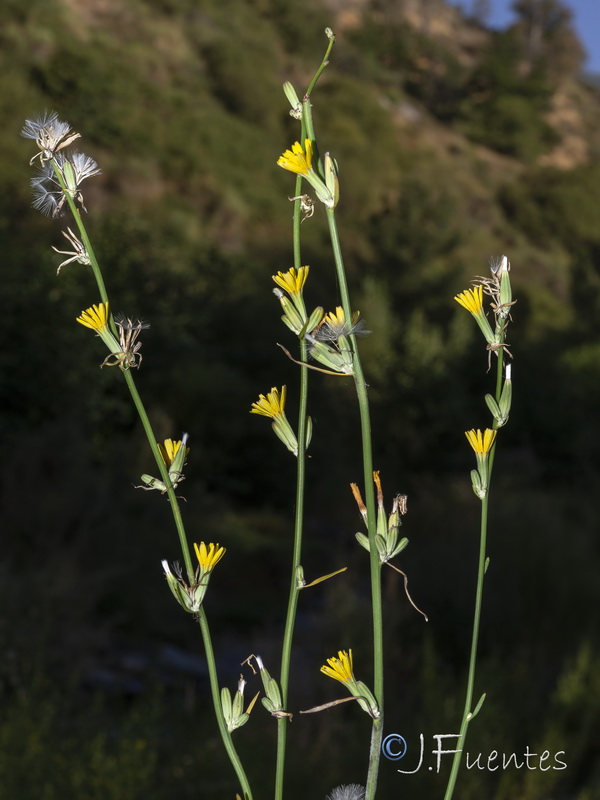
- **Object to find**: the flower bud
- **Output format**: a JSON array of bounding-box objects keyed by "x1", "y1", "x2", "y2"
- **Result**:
[
  {"x1": 305, "y1": 306, "x2": 325, "y2": 334},
  {"x1": 283, "y1": 81, "x2": 303, "y2": 120},
  {"x1": 353, "y1": 476, "x2": 409, "y2": 563},
  {"x1": 498, "y1": 256, "x2": 512, "y2": 318},
  {"x1": 162, "y1": 560, "x2": 193, "y2": 612},
  {"x1": 324, "y1": 152, "x2": 339, "y2": 208},
  {"x1": 498, "y1": 364, "x2": 512, "y2": 422},
  {"x1": 221, "y1": 676, "x2": 254, "y2": 732},
  {"x1": 256, "y1": 656, "x2": 284, "y2": 715}
]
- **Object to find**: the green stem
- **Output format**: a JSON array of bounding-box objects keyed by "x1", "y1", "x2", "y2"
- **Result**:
[
  {"x1": 122, "y1": 370, "x2": 194, "y2": 578},
  {"x1": 59, "y1": 180, "x2": 249, "y2": 793},
  {"x1": 305, "y1": 67, "x2": 384, "y2": 791},
  {"x1": 326, "y1": 207, "x2": 384, "y2": 799},
  {"x1": 443, "y1": 349, "x2": 505, "y2": 800},
  {"x1": 305, "y1": 33, "x2": 335, "y2": 98},
  {"x1": 275, "y1": 335, "x2": 308, "y2": 800},
  {"x1": 50, "y1": 163, "x2": 110, "y2": 309},
  {"x1": 198, "y1": 608, "x2": 254, "y2": 800},
  {"x1": 275, "y1": 161, "x2": 310, "y2": 799},
  {"x1": 59, "y1": 183, "x2": 195, "y2": 579},
  {"x1": 71, "y1": 208, "x2": 110, "y2": 310},
  {"x1": 442, "y1": 495, "x2": 489, "y2": 800},
  {"x1": 275, "y1": 45, "x2": 333, "y2": 797}
]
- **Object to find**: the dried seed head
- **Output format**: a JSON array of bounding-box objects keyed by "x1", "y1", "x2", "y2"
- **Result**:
[
  {"x1": 21, "y1": 111, "x2": 81, "y2": 164},
  {"x1": 326, "y1": 784, "x2": 365, "y2": 800}
]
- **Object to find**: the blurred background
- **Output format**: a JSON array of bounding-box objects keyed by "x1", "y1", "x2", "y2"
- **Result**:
[{"x1": 1, "y1": 0, "x2": 599, "y2": 797}]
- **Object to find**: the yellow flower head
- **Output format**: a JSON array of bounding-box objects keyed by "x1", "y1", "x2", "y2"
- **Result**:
[
  {"x1": 194, "y1": 541, "x2": 226, "y2": 572},
  {"x1": 320, "y1": 649, "x2": 354, "y2": 684},
  {"x1": 272, "y1": 266, "x2": 310, "y2": 296},
  {"x1": 454, "y1": 285, "x2": 483, "y2": 315},
  {"x1": 277, "y1": 139, "x2": 313, "y2": 176},
  {"x1": 465, "y1": 428, "x2": 497, "y2": 455},
  {"x1": 250, "y1": 386, "x2": 286, "y2": 419},
  {"x1": 325, "y1": 306, "x2": 346, "y2": 328},
  {"x1": 158, "y1": 438, "x2": 189, "y2": 467},
  {"x1": 76, "y1": 302, "x2": 109, "y2": 331},
  {"x1": 315, "y1": 307, "x2": 365, "y2": 342}
]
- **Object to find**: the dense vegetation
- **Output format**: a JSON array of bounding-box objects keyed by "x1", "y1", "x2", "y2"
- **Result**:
[{"x1": 1, "y1": 0, "x2": 599, "y2": 797}]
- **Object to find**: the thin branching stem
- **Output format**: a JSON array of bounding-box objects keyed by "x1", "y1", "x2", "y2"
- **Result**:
[
  {"x1": 305, "y1": 33, "x2": 336, "y2": 97},
  {"x1": 303, "y1": 55, "x2": 384, "y2": 795},
  {"x1": 443, "y1": 346, "x2": 505, "y2": 800},
  {"x1": 198, "y1": 608, "x2": 254, "y2": 800},
  {"x1": 326, "y1": 208, "x2": 384, "y2": 800},
  {"x1": 55, "y1": 168, "x2": 251, "y2": 797},
  {"x1": 275, "y1": 169, "x2": 309, "y2": 800},
  {"x1": 275, "y1": 42, "x2": 334, "y2": 797}
]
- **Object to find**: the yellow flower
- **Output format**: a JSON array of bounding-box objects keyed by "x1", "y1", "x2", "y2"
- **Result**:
[
  {"x1": 454, "y1": 285, "x2": 483, "y2": 315},
  {"x1": 158, "y1": 438, "x2": 188, "y2": 467},
  {"x1": 465, "y1": 428, "x2": 497, "y2": 455},
  {"x1": 277, "y1": 139, "x2": 313, "y2": 175},
  {"x1": 194, "y1": 541, "x2": 226, "y2": 572},
  {"x1": 314, "y1": 307, "x2": 365, "y2": 343},
  {"x1": 325, "y1": 306, "x2": 346, "y2": 328},
  {"x1": 272, "y1": 266, "x2": 309, "y2": 296},
  {"x1": 320, "y1": 649, "x2": 354, "y2": 684},
  {"x1": 76, "y1": 302, "x2": 109, "y2": 331},
  {"x1": 250, "y1": 386, "x2": 286, "y2": 419}
]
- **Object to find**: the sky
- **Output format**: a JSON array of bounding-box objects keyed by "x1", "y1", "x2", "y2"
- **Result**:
[{"x1": 463, "y1": 0, "x2": 600, "y2": 72}]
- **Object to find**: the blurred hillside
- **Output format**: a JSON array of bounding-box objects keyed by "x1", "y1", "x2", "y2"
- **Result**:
[{"x1": 1, "y1": 0, "x2": 600, "y2": 798}]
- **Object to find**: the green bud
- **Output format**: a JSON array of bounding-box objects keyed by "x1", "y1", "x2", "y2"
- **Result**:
[
  {"x1": 374, "y1": 534, "x2": 388, "y2": 558},
  {"x1": 498, "y1": 364, "x2": 512, "y2": 424},
  {"x1": 305, "y1": 416, "x2": 313, "y2": 449},
  {"x1": 354, "y1": 481, "x2": 409, "y2": 564},
  {"x1": 301, "y1": 307, "x2": 325, "y2": 338},
  {"x1": 141, "y1": 474, "x2": 168, "y2": 492},
  {"x1": 355, "y1": 532, "x2": 370, "y2": 552},
  {"x1": 283, "y1": 81, "x2": 302, "y2": 120},
  {"x1": 388, "y1": 537, "x2": 409, "y2": 560},
  {"x1": 484, "y1": 394, "x2": 502, "y2": 422},
  {"x1": 276, "y1": 292, "x2": 306, "y2": 335},
  {"x1": 168, "y1": 433, "x2": 189, "y2": 484},
  {"x1": 271, "y1": 416, "x2": 300, "y2": 456},
  {"x1": 232, "y1": 684, "x2": 245, "y2": 719},
  {"x1": 375, "y1": 493, "x2": 387, "y2": 539},
  {"x1": 162, "y1": 560, "x2": 195, "y2": 613},
  {"x1": 383, "y1": 494, "x2": 408, "y2": 559},
  {"x1": 499, "y1": 256, "x2": 512, "y2": 316},
  {"x1": 323, "y1": 152, "x2": 339, "y2": 208},
  {"x1": 234, "y1": 712, "x2": 249, "y2": 729},
  {"x1": 139, "y1": 436, "x2": 189, "y2": 493},
  {"x1": 304, "y1": 172, "x2": 335, "y2": 208},
  {"x1": 353, "y1": 680, "x2": 380, "y2": 719},
  {"x1": 266, "y1": 677, "x2": 282, "y2": 709},
  {"x1": 222, "y1": 677, "x2": 251, "y2": 732},
  {"x1": 261, "y1": 696, "x2": 276, "y2": 713},
  {"x1": 190, "y1": 575, "x2": 209, "y2": 611},
  {"x1": 62, "y1": 159, "x2": 77, "y2": 194},
  {"x1": 221, "y1": 687, "x2": 233, "y2": 720},
  {"x1": 387, "y1": 505, "x2": 400, "y2": 539},
  {"x1": 256, "y1": 656, "x2": 284, "y2": 713},
  {"x1": 470, "y1": 469, "x2": 487, "y2": 500},
  {"x1": 308, "y1": 340, "x2": 354, "y2": 374}
]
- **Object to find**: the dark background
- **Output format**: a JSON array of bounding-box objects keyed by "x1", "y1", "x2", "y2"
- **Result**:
[{"x1": 1, "y1": 0, "x2": 599, "y2": 797}]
